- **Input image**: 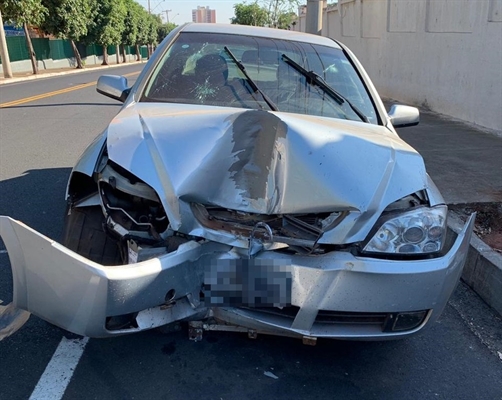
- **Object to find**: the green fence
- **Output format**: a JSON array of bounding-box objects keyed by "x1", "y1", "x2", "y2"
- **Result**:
[
  {"x1": 1, "y1": 37, "x2": 143, "y2": 65},
  {"x1": 2, "y1": 36, "x2": 29, "y2": 62}
]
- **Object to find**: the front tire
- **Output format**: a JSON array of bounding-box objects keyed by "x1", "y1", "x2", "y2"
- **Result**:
[{"x1": 62, "y1": 206, "x2": 122, "y2": 265}]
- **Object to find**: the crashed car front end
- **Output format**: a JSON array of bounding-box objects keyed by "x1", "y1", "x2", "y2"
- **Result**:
[
  {"x1": 0, "y1": 105, "x2": 475, "y2": 339},
  {"x1": 0, "y1": 24, "x2": 475, "y2": 341},
  {"x1": 0, "y1": 212, "x2": 474, "y2": 339}
]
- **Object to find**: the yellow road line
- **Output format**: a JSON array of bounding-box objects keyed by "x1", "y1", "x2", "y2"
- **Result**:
[{"x1": 0, "y1": 71, "x2": 140, "y2": 108}]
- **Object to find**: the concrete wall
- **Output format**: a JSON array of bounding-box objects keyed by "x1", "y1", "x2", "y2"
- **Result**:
[
  {"x1": 295, "y1": 0, "x2": 502, "y2": 134},
  {"x1": 0, "y1": 53, "x2": 139, "y2": 75}
]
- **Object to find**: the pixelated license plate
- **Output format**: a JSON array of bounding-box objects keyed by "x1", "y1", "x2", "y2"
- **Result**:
[{"x1": 204, "y1": 259, "x2": 292, "y2": 308}]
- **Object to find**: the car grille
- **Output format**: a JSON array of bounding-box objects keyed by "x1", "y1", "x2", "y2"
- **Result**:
[
  {"x1": 315, "y1": 310, "x2": 389, "y2": 325},
  {"x1": 239, "y1": 306, "x2": 430, "y2": 335},
  {"x1": 192, "y1": 203, "x2": 349, "y2": 252},
  {"x1": 239, "y1": 306, "x2": 388, "y2": 327}
]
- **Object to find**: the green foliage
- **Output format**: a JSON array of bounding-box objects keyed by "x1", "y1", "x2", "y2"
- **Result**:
[
  {"x1": 121, "y1": 0, "x2": 141, "y2": 46},
  {"x1": 85, "y1": 0, "x2": 127, "y2": 47},
  {"x1": 276, "y1": 10, "x2": 297, "y2": 29},
  {"x1": 40, "y1": 0, "x2": 93, "y2": 41},
  {"x1": 231, "y1": 2, "x2": 268, "y2": 26},
  {"x1": 157, "y1": 22, "x2": 177, "y2": 44},
  {"x1": 135, "y1": 7, "x2": 150, "y2": 45},
  {"x1": 231, "y1": 0, "x2": 298, "y2": 29},
  {"x1": 263, "y1": 0, "x2": 299, "y2": 29},
  {"x1": 147, "y1": 13, "x2": 161, "y2": 46},
  {"x1": 2, "y1": 0, "x2": 162, "y2": 64},
  {"x1": 0, "y1": 0, "x2": 48, "y2": 26}
]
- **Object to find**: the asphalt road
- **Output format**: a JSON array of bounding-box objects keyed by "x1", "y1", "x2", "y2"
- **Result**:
[{"x1": 0, "y1": 65, "x2": 501, "y2": 400}]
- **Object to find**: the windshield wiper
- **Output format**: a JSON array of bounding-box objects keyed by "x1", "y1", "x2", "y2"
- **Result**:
[
  {"x1": 281, "y1": 54, "x2": 369, "y2": 123},
  {"x1": 223, "y1": 46, "x2": 278, "y2": 112}
]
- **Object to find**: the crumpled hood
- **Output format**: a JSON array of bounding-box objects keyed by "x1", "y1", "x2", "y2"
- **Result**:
[{"x1": 106, "y1": 103, "x2": 428, "y2": 235}]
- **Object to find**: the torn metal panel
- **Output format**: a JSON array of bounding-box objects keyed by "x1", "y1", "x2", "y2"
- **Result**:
[
  {"x1": 228, "y1": 110, "x2": 287, "y2": 206},
  {"x1": 66, "y1": 132, "x2": 107, "y2": 199}
]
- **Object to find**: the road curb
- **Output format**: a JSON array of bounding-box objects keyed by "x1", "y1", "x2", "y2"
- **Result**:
[
  {"x1": 448, "y1": 212, "x2": 502, "y2": 317},
  {"x1": 0, "y1": 61, "x2": 145, "y2": 86}
]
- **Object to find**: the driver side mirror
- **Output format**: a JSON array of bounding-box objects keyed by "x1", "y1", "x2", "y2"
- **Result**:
[
  {"x1": 388, "y1": 105, "x2": 420, "y2": 128},
  {"x1": 96, "y1": 75, "x2": 130, "y2": 103}
]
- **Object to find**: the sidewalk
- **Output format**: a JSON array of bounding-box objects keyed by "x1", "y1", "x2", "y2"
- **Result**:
[
  {"x1": 394, "y1": 106, "x2": 502, "y2": 205},
  {"x1": 0, "y1": 60, "x2": 145, "y2": 85}
]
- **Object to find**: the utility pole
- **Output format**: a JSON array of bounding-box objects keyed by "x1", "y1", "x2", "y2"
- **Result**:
[
  {"x1": 164, "y1": 9, "x2": 172, "y2": 24},
  {"x1": 148, "y1": 0, "x2": 151, "y2": 13},
  {"x1": 0, "y1": 10, "x2": 13, "y2": 79},
  {"x1": 306, "y1": 0, "x2": 323, "y2": 35}
]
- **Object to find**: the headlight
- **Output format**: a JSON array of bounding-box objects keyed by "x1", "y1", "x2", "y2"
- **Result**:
[{"x1": 363, "y1": 205, "x2": 447, "y2": 255}]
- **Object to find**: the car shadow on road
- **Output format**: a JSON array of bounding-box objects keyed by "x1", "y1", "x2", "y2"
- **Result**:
[{"x1": 0, "y1": 167, "x2": 72, "y2": 241}]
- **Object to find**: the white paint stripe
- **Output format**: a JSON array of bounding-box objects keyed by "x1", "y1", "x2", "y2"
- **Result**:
[
  {"x1": 29, "y1": 337, "x2": 89, "y2": 400},
  {"x1": 0, "y1": 250, "x2": 7, "y2": 254}
]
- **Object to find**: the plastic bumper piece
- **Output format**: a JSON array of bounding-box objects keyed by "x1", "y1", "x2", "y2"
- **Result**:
[{"x1": 0, "y1": 214, "x2": 475, "y2": 338}]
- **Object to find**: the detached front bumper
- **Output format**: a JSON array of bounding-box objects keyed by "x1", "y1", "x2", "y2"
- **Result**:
[{"x1": 0, "y1": 214, "x2": 475, "y2": 339}]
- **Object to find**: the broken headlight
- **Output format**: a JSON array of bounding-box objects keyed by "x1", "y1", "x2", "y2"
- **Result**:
[{"x1": 363, "y1": 205, "x2": 447, "y2": 255}]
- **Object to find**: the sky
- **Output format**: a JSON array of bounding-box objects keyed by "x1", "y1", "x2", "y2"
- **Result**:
[{"x1": 136, "y1": 0, "x2": 237, "y2": 25}]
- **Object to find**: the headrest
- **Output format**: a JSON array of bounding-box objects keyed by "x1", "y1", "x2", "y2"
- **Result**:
[{"x1": 195, "y1": 53, "x2": 229, "y2": 81}]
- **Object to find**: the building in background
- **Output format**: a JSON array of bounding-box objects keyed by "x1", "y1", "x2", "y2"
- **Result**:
[{"x1": 192, "y1": 6, "x2": 216, "y2": 23}]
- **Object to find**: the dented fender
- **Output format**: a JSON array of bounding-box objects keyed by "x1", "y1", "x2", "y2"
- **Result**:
[{"x1": 65, "y1": 131, "x2": 107, "y2": 200}]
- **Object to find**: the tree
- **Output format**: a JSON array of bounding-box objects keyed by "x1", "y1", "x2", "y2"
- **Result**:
[
  {"x1": 263, "y1": 0, "x2": 298, "y2": 29},
  {"x1": 231, "y1": 2, "x2": 268, "y2": 26},
  {"x1": 276, "y1": 11, "x2": 297, "y2": 30},
  {"x1": 134, "y1": 7, "x2": 150, "y2": 61},
  {"x1": 0, "y1": 0, "x2": 47, "y2": 74},
  {"x1": 231, "y1": 1, "x2": 298, "y2": 28},
  {"x1": 41, "y1": 0, "x2": 93, "y2": 69},
  {"x1": 85, "y1": 0, "x2": 126, "y2": 65},
  {"x1": 157, "y1": 22, "x2": 176, "y2": 44},
  {"x1": 146, "y1": 13, "x2": 161, "y2": 57},
  {"x1": 119, "y1": 0, "x2": 141, "y2": 63}
]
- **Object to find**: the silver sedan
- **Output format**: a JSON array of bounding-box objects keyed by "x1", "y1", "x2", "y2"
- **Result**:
[{"x1": 0, "y1": 23, "x2": 474, "y2": 341}]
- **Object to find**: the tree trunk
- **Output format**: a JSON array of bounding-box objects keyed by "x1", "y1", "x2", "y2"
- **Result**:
[
  {"x1": 70, "y1": 40, "x2": 84, "y2": 69},
  {"x1": 273, "y1": 0, "x2": 280, "y2": 28},
  {"x1": 102, "y1": 45, "x2": 108, "y2": 65},
  {"x1": 23, "y1": 23, "x2": 38, "y2": 75},
  {"x1": 121, "y1": 44, "x2": 127, "y2": 63},
  {"x1": 135, "y1": 44, "x2": 140, "y2": 61},
  {"x1": 115, "y1": 44, "x2": 120, "y2": 64},
  {"x1": 0, "y1": 10, "x2": 13, "y2": 78}
]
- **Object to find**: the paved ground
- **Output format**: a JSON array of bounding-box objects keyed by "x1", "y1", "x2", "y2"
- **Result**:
[
  {"x1": 393, "y1": 106, "x2": 502, "y2": 205},
  {"x1": 0, "y1": 65, "x2": 501, "y2": 400}
]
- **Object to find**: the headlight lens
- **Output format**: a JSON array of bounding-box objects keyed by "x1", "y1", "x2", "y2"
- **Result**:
[{"x1": 363, "y1": 205, "x2": 447, "y2": 254}]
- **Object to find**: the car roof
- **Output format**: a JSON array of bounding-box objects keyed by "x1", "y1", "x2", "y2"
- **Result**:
[{"x1": 180, "y1": 23, "x2": 342, "y2": 49}]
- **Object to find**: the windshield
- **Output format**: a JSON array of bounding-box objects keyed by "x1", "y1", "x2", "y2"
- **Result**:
[{"x1": 143, "y1": 32, "x2": 378, "y2": 124}]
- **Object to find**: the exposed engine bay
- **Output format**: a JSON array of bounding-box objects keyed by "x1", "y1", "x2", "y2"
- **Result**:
[{"x1": 71, "y1": 149, "x2": 434, "y2": 266}]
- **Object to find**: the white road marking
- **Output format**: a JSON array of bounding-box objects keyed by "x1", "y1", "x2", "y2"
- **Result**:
[
  {"x1": 29, "y1": 336, "x2": 89, "y2": 400},
  {"x1": 0, "y1": 250, "x2": 7, "y2": 254}
]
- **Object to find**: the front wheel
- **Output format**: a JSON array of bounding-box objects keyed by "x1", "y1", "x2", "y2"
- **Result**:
[{"x1": 62, "y1": 205, "x2": 122, "y2": 265}]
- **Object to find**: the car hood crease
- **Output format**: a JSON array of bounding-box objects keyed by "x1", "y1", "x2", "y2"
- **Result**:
[{"x1": 106, "y1": 104, "x2": 428, "y2": 235}]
